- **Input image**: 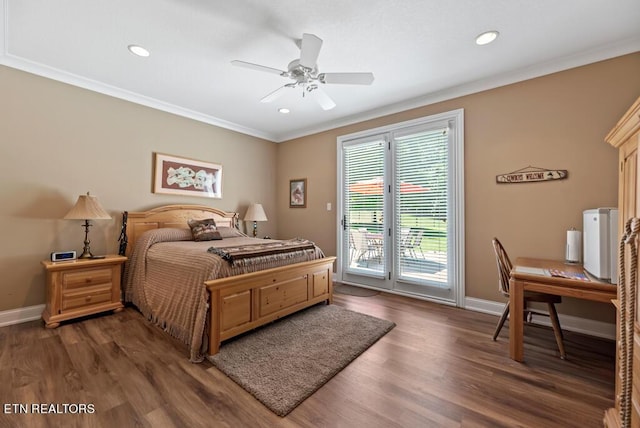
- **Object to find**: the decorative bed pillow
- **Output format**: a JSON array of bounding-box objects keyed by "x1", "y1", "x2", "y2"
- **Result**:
[
  {"x1": 188, "y1": 218, "x2": 222, "y2": 241},
  {"x1": 140, "y1": 227, "x2": 193, "y2": 242},
  {"x1": 216, "y1": 226, "x2": 248, "y2": 238}
]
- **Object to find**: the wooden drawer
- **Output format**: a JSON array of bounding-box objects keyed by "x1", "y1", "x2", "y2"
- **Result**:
[
  {"x1": 312, "y1": 270, "x2": 329, "y2": 297},
  {"x1": 221, "y1": 290, "x2": 251, "y2": 331},
  {"x1": 62, "y1": 284, "x2": 113, "y2": 312},
  {"x1": 259, "y1": 276, "x2": 308, "y2": 317},
  {"x1": 62, "y1": 267, "x2": 113, "y2": 289}
]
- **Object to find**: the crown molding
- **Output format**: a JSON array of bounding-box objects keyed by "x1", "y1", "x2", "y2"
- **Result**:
[
  {"x1": 275, "y1": 38, "x2": 640, "y2": 142},
  {"x1": 2, "y1": 0, "x2": 639, "y2": 144},
  {"x1": 0, "y1": 54, "x2": 277, "y2": 141},
  {"x1": 0, "y1": 0, "x2": 275, "y2": 141}
]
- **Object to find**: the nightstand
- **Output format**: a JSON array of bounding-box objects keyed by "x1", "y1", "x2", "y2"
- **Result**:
[{"x1": 41, "y1": 255, "x2": 127, "y2": 328}]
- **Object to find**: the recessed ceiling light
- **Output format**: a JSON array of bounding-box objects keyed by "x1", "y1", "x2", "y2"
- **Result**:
[
  {"x1": 128, "y1": 44, "x2": 150, "y2": 57},
  {"x1": 278, "y1": 108, "x2": 290, "y2": 114},
  {"x1": 475, "y1": 30, "x2": 499, "y2": 46}
]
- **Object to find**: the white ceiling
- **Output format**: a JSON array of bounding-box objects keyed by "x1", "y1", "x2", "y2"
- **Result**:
[{"x1": 2, "y1": 0, "x2": 640, "y2": 142}]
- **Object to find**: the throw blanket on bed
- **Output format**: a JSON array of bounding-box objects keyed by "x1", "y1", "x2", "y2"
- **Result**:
[{"x1": 207, "y1": 238, "x2": 316, "y2": 267}]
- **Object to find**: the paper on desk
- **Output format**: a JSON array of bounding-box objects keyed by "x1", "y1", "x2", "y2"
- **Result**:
[{"x1": 514, "y1": 266, "x2": 549, "y2": 276}]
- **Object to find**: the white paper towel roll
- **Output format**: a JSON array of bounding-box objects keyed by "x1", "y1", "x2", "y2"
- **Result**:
[{"x1": 566, "y1": 229, "x2": 581, "y2": 263}]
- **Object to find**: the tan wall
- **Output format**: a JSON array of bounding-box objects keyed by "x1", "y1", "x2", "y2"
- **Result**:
[
  {"x1": 2, "y1": 53, "x2": 640, "y2": 323},
  {"x1": 277, "y1": 52, "x2": 640, "y2": 323},
  {"x1": 0, "y1": 65, "x2": 277, "y2": 312}
]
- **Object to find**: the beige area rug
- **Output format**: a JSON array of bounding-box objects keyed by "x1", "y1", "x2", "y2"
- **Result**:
[{"x1": 208, "y1": 304, "x2": 395, "y2": 416}]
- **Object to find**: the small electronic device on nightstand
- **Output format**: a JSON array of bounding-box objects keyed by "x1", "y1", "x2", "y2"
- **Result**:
[{"x1": 50, "y1": 251, "x2": 76, "y2": 262}]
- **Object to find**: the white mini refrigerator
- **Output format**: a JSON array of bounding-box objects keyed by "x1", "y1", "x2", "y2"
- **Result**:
[{"x1": 583, "y1": 208, "x2": 618, "y2": 284}]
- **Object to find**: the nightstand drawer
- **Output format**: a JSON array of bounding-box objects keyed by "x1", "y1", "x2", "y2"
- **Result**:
[
  {"x1": 62, "y1": 284, "x2": 113, "y2": 311},
  {"x1": 62, "y1": 267, "x2": 112, "y2": 289}
]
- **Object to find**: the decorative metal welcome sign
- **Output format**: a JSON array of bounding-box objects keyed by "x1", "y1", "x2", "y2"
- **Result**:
[{"x1": 496, "y1": 166, "x2": 568, "y2": 184}]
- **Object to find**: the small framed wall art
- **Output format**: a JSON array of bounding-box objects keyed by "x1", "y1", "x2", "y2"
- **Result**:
[
  {"x1": 153, "y1": 152, "x2": 223, "y2": 199},
  {"x1": 289, "y1": 178, "x2": 307, "y2": 208}
]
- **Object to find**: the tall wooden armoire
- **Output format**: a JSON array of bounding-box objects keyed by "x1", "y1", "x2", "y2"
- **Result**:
[{"x1": 604, "y1": 95, "x2": 640, "y2": 428}]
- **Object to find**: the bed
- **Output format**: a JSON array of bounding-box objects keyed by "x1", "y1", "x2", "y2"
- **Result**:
[{"x1": 121, "y1": 204, "x2": 336, "y2": 362}]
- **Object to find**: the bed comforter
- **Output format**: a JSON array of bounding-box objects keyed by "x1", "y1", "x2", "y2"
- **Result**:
[{"x1": 123, "y1": 228, "x2": 324, "y2": 362}]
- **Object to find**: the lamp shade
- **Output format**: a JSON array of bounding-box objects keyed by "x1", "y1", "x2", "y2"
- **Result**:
[
  {"x1": 244, "y1": 203, "x2": 267, "y2": 222},
  {"x1": 64, "y1": 192, "x2": 111, "y2": 220}
]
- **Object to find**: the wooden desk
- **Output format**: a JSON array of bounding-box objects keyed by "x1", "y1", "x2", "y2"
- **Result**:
[{"x1": 509, "y1": 257, "x2": 617, "y2": 362}]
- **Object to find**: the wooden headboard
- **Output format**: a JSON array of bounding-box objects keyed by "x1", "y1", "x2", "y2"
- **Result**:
[{"x1": 121, "y1": 204, "x2": 239, "y2": 257}]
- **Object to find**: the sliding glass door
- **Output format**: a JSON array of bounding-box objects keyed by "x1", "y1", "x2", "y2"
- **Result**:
[{"x1": 337, "y1": 110, "x2": 464, "y2": 305}]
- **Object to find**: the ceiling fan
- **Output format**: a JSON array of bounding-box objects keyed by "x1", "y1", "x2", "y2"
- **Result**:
[{"x1": 231, "y1": 33, "x2": 374, "y2": 110}]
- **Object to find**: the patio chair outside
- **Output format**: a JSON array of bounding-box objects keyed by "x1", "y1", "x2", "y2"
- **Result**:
[
  {"x1": 401, "y1": 228, "x2": 424, "y2": 258},
  {"x1": 351, "y1": 228, "x2": 378, "y2": 264}
]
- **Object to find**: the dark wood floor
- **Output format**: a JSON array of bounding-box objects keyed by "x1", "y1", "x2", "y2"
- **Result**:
[{"x1": 0, "y1": 290, "x2": 614, "y2": 428}]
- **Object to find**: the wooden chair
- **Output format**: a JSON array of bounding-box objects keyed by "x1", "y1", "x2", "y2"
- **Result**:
[{"x1": 492, "y1": 238, "x2": 566, "y2": 359}]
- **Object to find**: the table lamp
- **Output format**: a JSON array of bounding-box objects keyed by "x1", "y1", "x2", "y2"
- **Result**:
[
  {"x1": 244, "y1": 203, "x2": 267, "y2": 237},
  {"x1": 64, "y1": 192, "x2": 112, "y2": 258}
]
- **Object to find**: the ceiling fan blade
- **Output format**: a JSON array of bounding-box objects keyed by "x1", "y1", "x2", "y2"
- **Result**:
[
  {"x1": 309, "y1": 87, "x2": 336, "y2": 111},
  {"x1": 299, "y1": 33, "x2": 323, "y2": 69},
  {"x1": 319, "y1": 72, "x2": 375, "y2": 85},
  {"x1": 260, "y1": 85, "x2": 294, "y2": 103},
  {"x1": 231, "y1": 60, "x2": 286, "y2": 76}
]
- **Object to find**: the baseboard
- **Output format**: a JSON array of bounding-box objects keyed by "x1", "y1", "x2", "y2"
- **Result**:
[
  {"x1": 0, "y1": 304, "x2": 44, "y2": 328},
  {"x1": 465, "y1": 297, "x2": 615, "y2": 340},
  {"x1": 1, "y1": 297, "x2": 615, "y2": 341}
]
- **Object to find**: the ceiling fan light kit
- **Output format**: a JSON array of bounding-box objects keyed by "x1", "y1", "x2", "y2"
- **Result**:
[{"x1": 232, "y1": 33, "x2": 374, "y2": 110}]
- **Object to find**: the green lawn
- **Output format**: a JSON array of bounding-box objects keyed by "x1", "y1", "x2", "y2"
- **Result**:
[
  {"x1": 351, "y1": 215, "x2": 447, "y2": 253},
  {"x1": 400, "y1": 215, "x2": 447, "y2": 253}
]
